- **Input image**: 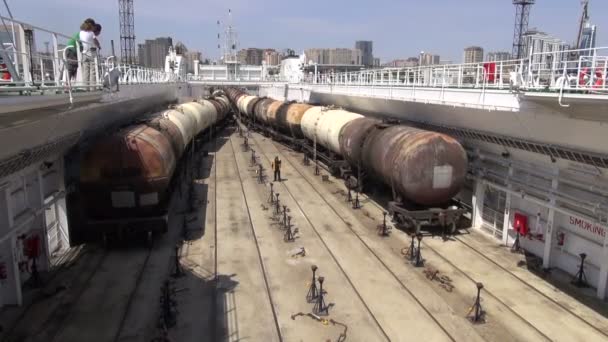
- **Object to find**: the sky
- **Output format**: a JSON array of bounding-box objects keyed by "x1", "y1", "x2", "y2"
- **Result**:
[{"x1": 5, "y1": 0, "x2": 608, "y2": 62}]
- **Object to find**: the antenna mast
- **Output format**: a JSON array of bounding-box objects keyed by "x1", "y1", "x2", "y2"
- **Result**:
[
  {"x1": 118, "y1": 0, "x2": 136, "y2": 64},
  {"x1": 512, "y1": 0, "x2": 535, "y2": 59}
]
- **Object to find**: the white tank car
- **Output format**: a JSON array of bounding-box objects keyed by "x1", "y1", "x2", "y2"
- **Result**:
[
  {"x1": 239, "y1": 96, "x2": 258, "y2": 115},
  {"x1": 178, "y1": 102, "x2": 207, "y2": 133},
  {"x1": 189, "y1": 100, "x2": 219, "y2": 131},
  {"x1": 165, "y1": 109, "x2": 195, "y2": 148},
  {"x1": 301, "y1": 107, "x2": 362, "y2": 154}
]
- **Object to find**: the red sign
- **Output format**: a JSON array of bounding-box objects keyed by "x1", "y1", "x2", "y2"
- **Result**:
[{"x1": 569, "y1": 216, "x2": 606, "y2": 238}]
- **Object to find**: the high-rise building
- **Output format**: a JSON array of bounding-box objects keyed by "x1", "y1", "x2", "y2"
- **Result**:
[
  {"x1": 263, "y1": 49, "x2": 281, "y2": 65},
  {"x1": 237, "y1": 48, "x2": 265, "y2": 65},
  {"x1": 487, "y1": 51, "x2": 512, "y2": 62},
  {"x1": 328, "y1": 48, "x2": 361, "y2": 65},
  {"x1": 579, "y1": 22, "x2": 597, "y2": 50},
  {"x1": 304, "y1": 48, "x2": 328, "y2": 64},
  {"x1": 373, "y1": 58, "x2": 380, "y2": 67},
  {"x1": 521, "y1": 29, "x2": 569, "y2": 68},
  {"x1": 463, "y1": 46, "x2": 484, "y2": 64},
  {"x1": 304, "y1": 48, "x2": 362, "y2": 65},
  {"x1": 355, "y1": 40, "x2": 373, "y2": 66},
  {"x1": 138, "y1": 37, "x2": 173, "y2": 68},
  {"x1": 419, "y1": 53, "x2": 440, "y2": 66}
]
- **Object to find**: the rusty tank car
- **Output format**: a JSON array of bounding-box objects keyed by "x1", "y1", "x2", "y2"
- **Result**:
[
  {"x1": 80, "y1": 124, "x2": 176, "y2": 220},
  {"x1": 253, "y1": 98, "x2": 276, "y2": 124},
  {"x1": 357, "y1": 121, "x2": 467, "y2": 206},
  {"x1": 339, "y1": 117, "x2": 380, "y2": 166},
  {"x1": 277, "y1": 103, "x2": 313, "y2": 138},
  {"x1": 78, "y1": 92, "x2": 231, "y2": 240}
]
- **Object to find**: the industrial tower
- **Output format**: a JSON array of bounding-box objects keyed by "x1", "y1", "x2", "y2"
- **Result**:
[
  {"x1": 119, "y1": 0, "x2": 136, "y2": 64},
  {"x1": 217, "y1": 9, "x2": 238, "y2": 64},
  {"x1": 575, "y1": 0, "x2": 590, "y2": 50},
  {"x1": 511, "y1": 0, "x2": 535, "y2": 59}
]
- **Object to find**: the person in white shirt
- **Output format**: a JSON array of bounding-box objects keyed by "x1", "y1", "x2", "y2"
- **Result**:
[{"x1": 79, "y1": 21, "x2": 97, "y2": 89}]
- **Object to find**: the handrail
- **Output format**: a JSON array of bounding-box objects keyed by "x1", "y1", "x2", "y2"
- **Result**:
[
  {"x1": 0, "y1": 15, "x2": 73, "y2": 39},
  {"x1": 300, "y1": 47, "x2": 608, "y2": 94},
  {"x1": 0, "y1": 15, "x2": 178, "y2": 96}
]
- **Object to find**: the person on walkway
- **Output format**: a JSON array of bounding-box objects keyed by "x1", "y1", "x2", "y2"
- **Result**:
[
  {"x1": 272, "y1": 156, "x2": 282, "y2": 182},
  {"x1": 65, "y1": 18, "x2": 95, "y2": 80},
  {"x1": 78, "y1": 20, "x2": 97, "y2": 90}
]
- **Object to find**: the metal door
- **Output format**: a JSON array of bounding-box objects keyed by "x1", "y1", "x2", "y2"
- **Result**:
[{"x1": 482, "y1": 187, "x2": 506, "y2": 239}]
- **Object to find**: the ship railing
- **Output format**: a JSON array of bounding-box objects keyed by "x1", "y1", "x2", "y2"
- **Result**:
[
  {"x1": 526, "y1": 47, "x2": 608, "y2": 92},
  {"x1": 302, "y1": 47, "x2": 608, "y2": 94},
  {"x1": 186, "y1": 74, "x2": 282, "y2": 83},
  {"x1": 0, "y1": 16, "x2": 177, "y2": 96}
]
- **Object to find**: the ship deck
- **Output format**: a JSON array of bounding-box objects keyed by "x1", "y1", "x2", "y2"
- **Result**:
[{"x1": 2, "y1": 127, "x2": 607, "y2": 342}]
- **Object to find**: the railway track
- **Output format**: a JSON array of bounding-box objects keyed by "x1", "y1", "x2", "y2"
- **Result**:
[
  {"x1": 351, "y1": 175, "x2": 608, "y2": 340},
  {"x1": 215, "y1": 131, "x2": 284, "y2": 341},
  {"x1": 212, "y1": 128, "x2": 220, "y2": 342},
  {"x1": 5, "y1": 248, "x2": 110, "y2": 342},
  {"x1": 246, "y1": 128, "x2": 458, "y2": 342},
  {"x1": 55, "y1": 246, "x2": 154, "y2": 342},
  {"x1": 225, "y1": 131, "x2": 284, "y2": 342},
  {"x1": 451, "y1": 235, "x2": 608, "y2": 338},
  {"x1": 234, "y1": 132, "x2": 392, "y2": 341},
  {"x1": 256, "y1": 129, "x2": 608, "y2": 341},
  {"x1": 111, "y1": 245, "x2": 154, "y2": 342},
  {"x1": 17, "y1": 243, "x2": 155, "y2": 342}
]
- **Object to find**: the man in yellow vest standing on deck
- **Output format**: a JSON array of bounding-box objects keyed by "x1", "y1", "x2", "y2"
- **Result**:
[{"x1": 272, "y1": 156, "x2": 282, "y2": 182}]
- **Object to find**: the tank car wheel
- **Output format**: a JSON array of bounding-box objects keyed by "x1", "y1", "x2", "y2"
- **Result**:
[{"x1": 449, "y1": 222, "x2": 457, "y2": 235}]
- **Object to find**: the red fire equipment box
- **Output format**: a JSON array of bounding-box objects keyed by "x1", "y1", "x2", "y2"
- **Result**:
[{"x1": 513, "y1": 212, "x2": 529, "y2": 235}]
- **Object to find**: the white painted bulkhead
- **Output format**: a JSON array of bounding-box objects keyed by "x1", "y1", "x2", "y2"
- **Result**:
[
  {"x1": 0, "y1": 156, "x2": 69, "y2": 307},
  {"x1": 259, "y1": 83, "x2": 608, "y2": 299}
]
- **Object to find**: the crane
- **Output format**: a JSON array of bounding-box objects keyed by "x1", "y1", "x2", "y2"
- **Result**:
[{"x1": 575, "y1": 0, "x2": 590, "y2": 50}]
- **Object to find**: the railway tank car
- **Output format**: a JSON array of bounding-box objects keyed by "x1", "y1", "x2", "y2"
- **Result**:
[
  {"x1": 78, "y1": 92, "x2": 230, "y2": 240},
  {"x1": 224, "y1": 87, "x2": 467, "y2": 209},
  {"x1": 277, "y1": 103, "x2": 312, "y2": 138},
  {"x1": 347, "y1": 118, "x2": 467, "y2": 206}
]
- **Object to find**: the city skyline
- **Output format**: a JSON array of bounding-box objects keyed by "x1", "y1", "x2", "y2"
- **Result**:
[{"x1": 7, "y1": 0, "x2": 608, "y2": 63}]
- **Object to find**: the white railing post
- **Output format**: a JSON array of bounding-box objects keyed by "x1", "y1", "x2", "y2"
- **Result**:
[
  {"x1": 498, "y1": 61, "x2": 503, "y2": 89},
  {"x1": 603, "y1": 58, "x2": 607, "y2": 89},
  {"x1": 17, "y1": 23, "x2": 32, "y2": 85},
  {"x1": 75, "y1": 41, "x2": 83, "y2": 86},
  {"x1": 550, "y1": 51, "x2": 557, "y2": 87},
  {"x1": 527, "y1": 48, "x2": 534, "y2": 89},
  {"x1": 591, "y1": 48, "x2": 598, "y2": 88},
  {"x1": 458, "y1": 65, "x2": 462, "y2": 87},
  {"x1": 52, "y1": 33, "x2": 60, "y2": 86},
  {"x1": 576, "y1": 56, "x2": 583, "y2": 90},
  {"x1": 94, "y1": 56, "x2": 100, "y2": 88}
]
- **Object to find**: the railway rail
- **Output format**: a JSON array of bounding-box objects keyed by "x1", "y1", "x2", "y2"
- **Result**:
[
  {"x1": 226, "y1": 132, "x2": 284, "y2": 342},
  {"x1": 243, "y1": 123, "x2": 460, "y2": 341},
  {"x1": 231, "y1": 130, "x2": 392, "y2": 341},
  {"x1": 248, "y1": 122, "x2": 608, "y2": 341},
  {"x1": 452, "y1": 235, "x2": 608, "y2": 338}
]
